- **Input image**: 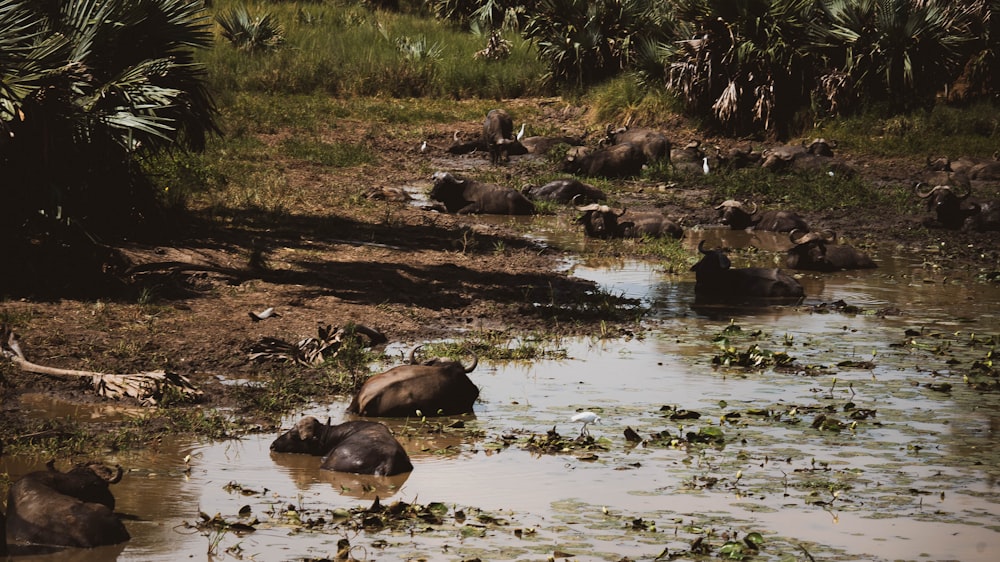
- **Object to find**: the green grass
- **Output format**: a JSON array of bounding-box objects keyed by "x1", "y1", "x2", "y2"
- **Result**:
[
  {"x1": 203, "y1": 0, "x2": 548, "y2": 99},
  {"x1": 812, "y1": 101, "x2": 1000, "y2": 159}
]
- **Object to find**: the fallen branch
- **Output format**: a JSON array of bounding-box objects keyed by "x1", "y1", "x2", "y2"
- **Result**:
[
  {"x1": 249, "y1": 323, "x2": 387, "y2": 366},
  {"x1": 1, "y1": 325, "x2": 202, "y2": 406}
]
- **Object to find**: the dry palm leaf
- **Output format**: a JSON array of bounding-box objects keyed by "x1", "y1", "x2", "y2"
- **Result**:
[
  {"x1": 0, "y1": 325, "x2": 201, "y2": 406},
  {"x1": 248, "y1": 323, "x2": 387, "y2": 366}
]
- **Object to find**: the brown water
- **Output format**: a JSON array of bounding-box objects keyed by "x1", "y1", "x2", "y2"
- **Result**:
[{"x1": 4, "y1": 226, "x2": 999, "y2": 561}]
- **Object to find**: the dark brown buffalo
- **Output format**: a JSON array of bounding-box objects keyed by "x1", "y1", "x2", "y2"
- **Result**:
[
  {"x1": 562, "y1": 142, "x2": 645, "y2": 178},
  {"x1": 575, "y1": 203, "x2": 683, "y2": 239},
  {"x1": 915, "y1": 183, "x2": 977, "y2": 229},
  {"x1": 691, "y1": 241, "x2": 804, "y2": 301},
  {"x1": 602, "y1": 125, "x2": 671, "y2": 165},
  {"x1": 713, "y1": 199, "x2": 810, "y2": 232},
  {"x1": 271, "y1": 417, "x2": 413, "y2": 476},
  {"x1": 483, "y1": 109, "x2": 516, "y2": 164},
  {"x1": 760, "y1": 138, "x2": 855, "y2": 176},
  {"x1": 348, "y1": 347, "x2": 480, "y2": 417},
  {"x1": 429, "y1": 171, "x2": 535, "y2": 215},
  {"x1": 785, "y1": 230, "x2": 877, "y2": 271},
  {"x1": 5, "y1": 462, "x2": 130, "y2": 549},
  {"x1": 522, "y1": 179, "x2": 606, "y2": 204},
  {"x1": 964, "y1": 200, "x2": 1000, "y2": 232}
]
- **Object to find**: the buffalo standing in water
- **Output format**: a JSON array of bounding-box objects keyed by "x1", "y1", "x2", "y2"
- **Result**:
[
  {"x1": 349, "y1": 347, "x2": 480, "y2": 417},
  {"x1": 5, "y1": 462, "x2": 130, "y2": 549},
  {"x1": 271, "y1": 417, "x2": 412, "y2": 476},
  {"x1": 691, "y1": 241, "x2": 804, "y2": 302}
]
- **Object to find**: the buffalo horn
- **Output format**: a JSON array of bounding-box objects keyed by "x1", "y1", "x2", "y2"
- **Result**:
[
  {"x1": 575, "y1": 202, "x2": 602, "y2": 212},
  {"x1": 616, "y1": 206, "x2": 627, "y2": 217},
  {"x1": 747, "y1": 201, "x2": 759, "y2": 214},
  {"x1": 107, "y1": 465, "x2": 124, "y2": 484},
  {"x1": 714, "y1": 199, "x2": 738, "y2": 210},
  {"x1": 914, "y1": 182, "x2": 940, "y2": 198},
  {"x1": 407, "y1": 344, "x2": 424, "y2": 365},
  {"x1": 697, "y1": 239, "x2": 710, "y2": 254},
  {"x1": 820, "y1": 229, "x2": 837, "y2": 242},
  {"x1": 461, "y1": 349, "x2": 479, "y2": 373},
  {"x1": 957, "y1": 183, "x2": 972, "y2": 200},
  {"x1": 789, "y1": 229, "x2": 813, "y2": 245}
]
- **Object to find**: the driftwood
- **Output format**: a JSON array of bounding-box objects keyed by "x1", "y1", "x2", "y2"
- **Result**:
[
  {"x1": 249, "y1": 323, "x2": 387, "y2": 366},
  {"x1": 0, "y1": 325, "x2": 201, "y2": 406}
]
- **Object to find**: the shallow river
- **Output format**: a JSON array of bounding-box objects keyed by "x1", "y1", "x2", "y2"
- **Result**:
[{"x1": 4, "y1": 226, "x2": 999, "y2": 561}]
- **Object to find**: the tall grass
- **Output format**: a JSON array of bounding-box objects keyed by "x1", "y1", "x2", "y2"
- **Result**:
[{"x1": 203, "y1": 0, "x2": 547, "y2": 98}]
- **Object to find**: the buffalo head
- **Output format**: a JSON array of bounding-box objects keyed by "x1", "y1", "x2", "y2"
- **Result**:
[
  {"x1": 915, "y1": 183, "x2": 974, "y2": 229},
  {"x1": 575, "y1": 200, "x2": 627, "y2": 239},
  {"x1": 714, "y1": 199, "x2": 758, "y2": 230}
]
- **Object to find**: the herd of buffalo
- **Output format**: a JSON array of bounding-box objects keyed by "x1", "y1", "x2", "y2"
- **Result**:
[{"x1": 3, "y1": 108, "x2": 998, "y2": 554}]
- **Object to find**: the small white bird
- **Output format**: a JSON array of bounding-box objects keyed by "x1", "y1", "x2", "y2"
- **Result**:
[
  {"x1": 420, "y1": 140, "x2": 428, "y2": 153},
  {"x1": 516, "y1": 123, "x2": 526, "y2": 141},
  {"x1": 572, "y1": 411, "x2": 601, "y2": 436},
  {"x1": 702, "y1": 156, "x2": 710, "y2": 175}
]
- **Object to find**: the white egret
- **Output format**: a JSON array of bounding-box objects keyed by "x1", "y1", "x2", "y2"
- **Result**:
[
  {"x1": 572, "y1": 411, "x2": 601, "y2": 436},
  {"x1": 420, "y1": 140, "x2": 428, "y2": 153},
  {"x1": 702, "y1": 156, "x2": 710, "y2": 175},
  {"x1": 516, "y1": 123, "x2": 526, "y2": 141}
]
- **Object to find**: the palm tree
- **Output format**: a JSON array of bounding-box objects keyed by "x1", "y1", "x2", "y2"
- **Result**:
[
  {"x1": 816, "y1": 0, "x2": 977, "y2": 112},
  {"x1": 0, "y1": 0, "x2": 218, "y2": 239},
  {"x1": 523, "y1": 0, "x2": 666, "y2": 88},
  {"x1": 662, "y1": 0, "x2": 820, "y2": 137}
]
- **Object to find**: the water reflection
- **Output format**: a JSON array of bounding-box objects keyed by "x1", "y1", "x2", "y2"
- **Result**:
[{"x1": 3, "y1": 230, "x2": 999, "y2": 561}]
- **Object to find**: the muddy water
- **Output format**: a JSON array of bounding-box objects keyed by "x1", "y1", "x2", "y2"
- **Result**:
[{"x1": 4, "y1": 227, "x2": 1000, "y2": 561}]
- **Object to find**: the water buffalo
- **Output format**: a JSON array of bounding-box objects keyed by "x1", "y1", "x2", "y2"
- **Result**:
[
  {"x1": 915, "y1": 183, "x2": 977, "y2": 229},
  {"x1": 964, "y1": 200, "x2": 1000, "y2": 232},
  {"x1": 518, "y1": 135, "x2": 581, "y2": 155},
  {"x1": 713, "y1": 200, "x2": 810, "y2": 232},
  {"x1": 348, "y1": 347, "x2": 480, "y2": 417},
  {"x1": 483, "y1": 109, "x2": 516, "y2": 164},
  {"x1": 575, "y1": 203, "x2": 683, "y2": 239},
  {"x1": 271, "y1": 417, "x2": 413, "y2": 476},
  {"x1": 602, "y1": 125, "x2": 671, "y2": 165},
  {"x1": 522, "y1": 179, "x2": 606, "y2": 204},
  {"x1": 429, "y1": 171, "x2": 535, "y2": 215},
  {"x1": 691, "y1": 241, "x2": 804, "y2": 301},
  {"x1": 562, "y1": 142, "x2": 645, "y2": 178},
  {"x1": 760, "y1": 138, "x2": 855, "y2": 176},
  {"x1": 785, "y1": 230, "x2": 876, "y2": 271},
  {"x1": 5, "y1": 461, "x2": 130, "y2": 549}
]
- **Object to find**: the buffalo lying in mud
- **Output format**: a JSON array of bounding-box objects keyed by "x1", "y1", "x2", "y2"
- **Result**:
[
  {"x1": 760, "y1": 138, "x2": 855, "y2": 176},
  {"x1": 518, "y1": 135, "x2": 582, "y2": 155},
  {"x1": 714, "y1": 199, "x2": 810, "y2": 232},
  {"x1": 483, "y1": 109, "x2": 517, "y2": 164},
  {"x1": 522, "y1": 178, "x2": 606, "y2": 204},
  {"x1": 562, "y1": 142, "x2": 645, "y2": 178},
  {"x1": 271, "y1": 417, "x2": 413, "y2": 476},
  {"x1": 926, "y1": 153, "x2": 1000, "y2": 181},
  {"x1": 915, "y1": 183, "x2": 978, "y2": 229},
  {"x1": 575, "y1": 203, "x2": 683, "y2": 239},
  {"x1": 348, "y1": 346, "x2": 480, "y2": 417},
  {"x1": 429, "y1": 171, "x2": 535, "y2": 215},
  {"x1": 785, "y1": 230, "x2": 877, "y2": 271},
  {"x1": 691, "y1": 241, "x2": 804, "y2": 302},
  {"x1": 601, "y1": 125, "x2": 671, "y2": 165},
  {"x1": 4, "y1": 461, "x2": 130, "y2": 549}
]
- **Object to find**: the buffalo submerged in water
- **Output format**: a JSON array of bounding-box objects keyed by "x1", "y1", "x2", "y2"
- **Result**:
[
  {"x1": 691, "y1": 241, "x2": 804, "y2": 303},
  {"x1": 270, "y1": 417, "x2": 413, "y2": 476},
  {"x1": 349, "y1": 346, "x2": 480, "y2": 418}
]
